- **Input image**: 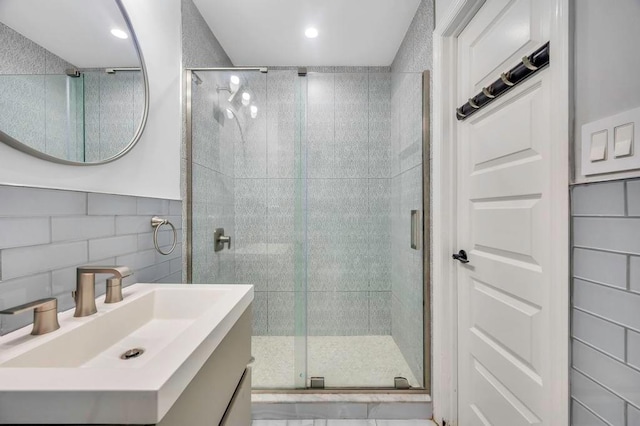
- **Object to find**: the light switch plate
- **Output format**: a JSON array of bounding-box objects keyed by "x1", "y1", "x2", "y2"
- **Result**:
[
  {"x1": 590, "y1": 130, "x2": 607, "y2": 162},
  {"x1": 582, "y1": 107, "x2": 640, "y2": 176},
  {"x1": 614, "y1": 123, "x2": 634, "y2": 158}
]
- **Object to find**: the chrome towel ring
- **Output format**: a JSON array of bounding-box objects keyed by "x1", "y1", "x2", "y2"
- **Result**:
[{"x1": 151, "y1": 216, "x2": 177, "y2": 255}]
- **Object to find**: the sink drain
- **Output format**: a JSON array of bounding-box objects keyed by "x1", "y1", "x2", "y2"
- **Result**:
[{"x1": 120, "y1": 348, "x2": 145, "y2": 360}]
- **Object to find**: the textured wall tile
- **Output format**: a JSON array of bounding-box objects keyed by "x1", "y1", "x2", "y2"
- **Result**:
[
  {"x1": 571, "y1": 369, "x2": 625, "y2": 426},
  {"x1": 267, "y1": 70, "x2": 299, "y2": 178},
  {"x1": 574, "y1": 248, "x2": 627, "y2": 289},
  {"x1": 268, "y1": 291, "x2": 295, "y2": 335},
  {"x1": 0, "y1": 218, "x2": 50, "y2": 249},
  {"x1": 572, "y1": 309, "x2": 625, "y2": 361},
  {"x1": 181, "y1": 0, "x2": 232, "y2": 68},
  {"x1": 1, "y1": 241, "x2": 87, "y2": 281},
  {"x1": 391, "y1": 0, "x2": 434, "y2": 73},
  {"x1": 573, "y1": 279, "x2": 640, "y2": 331},
  {"x1": 253, "y1": 292, "x2": 268, "y2": 336},
  {"x1": 573, "y1": 182, "x2": 626, "y2": 216},
  {"x1": 574, "y1": 217, "x2": 640, "y2": 255},
  {"x1": 0, "y1": 186, "x2": 86, "y2": 217},
  {"x1": 52, "y1": 216, "x2": 115, "y2": 242},
  {"x1": 370, "y1": 292, "x2": 392, "y2": 334},
  {"x1": 308, "y1": 292, "x2": 369, "y2": 336},
  {"x1": 573, "y1": 340, "x2": 640, "y2": 407},
  {"x1": 0, "y1": 22, "x2": 46, "y2": 74}
]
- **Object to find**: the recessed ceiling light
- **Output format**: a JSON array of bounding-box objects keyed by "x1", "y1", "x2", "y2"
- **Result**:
[
  {"x1": 305, "y1": 27, "x2": 319, "y2": 39},
  {"x1": 110, "y1": 28, "x2": 129, "y2": 39}
]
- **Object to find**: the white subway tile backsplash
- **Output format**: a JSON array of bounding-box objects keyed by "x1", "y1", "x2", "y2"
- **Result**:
[
  {"x1": 0, "y1": 217, "x2": 50, "y2": 249},
  {"x1": 88, "y1": 235, "x2": 137, "y2": 261},
  {"x1": 571, "y1": 369, "x2": 626, "y2": 426},
  {"x1": 573, "y1": 340, "x2": 640, "y2": 407},
  {"x1": 137, "y1": 198, "x2": 170, "y2": 215},
  {"x1": 1, "y1": 241, "x2": 87, "y2": 281},
  {"x1": 573, "y1": 279, "x2": 640, "y2": 331},
  {"x1": 628, "y1": 329, "x2": 640, "y2": 370},
  {"x1": 574, "y1": 217, "x2": 640, "y2": 255},
  {"x1": 573, "y1": 248, "x2": 627, "y2": 289},
  {"x1": 572, "y1": 180, "x2": 640, "y2": 425},
  {"x1": 0, "y1": 186, "x2": 86, "y2": 217},
  {"x1": 629, "y1": 404, "x2": 640, "y2": 425},
  {"x1": 572, "y1": 309, "x2": 625, "y2": 361},
  {"x1": 0, "y1": 185, "x2": 182, "y2": 335},
  {"x1": 573, "y1": 182, "x2": 626, "y2": 216},
  {"x1": 115, "y1": 216, "x2": 151, "y2": 235},
  {"x1": 626, "y1": 181, "x2": 640, "y2": 217},
  {"x1": 87, "y1": 193, "x2": 136, "y2": 216},
  {"x1": 571, "y1": 400, "x2": 608, "y2": 426},
  {"x1": 52, "y1": 216, "x2": 115, "y2": 242}
]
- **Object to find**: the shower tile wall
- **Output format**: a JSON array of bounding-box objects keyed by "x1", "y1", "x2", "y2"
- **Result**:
[
  {"x1": 0, "y1": 22, "x2": 81, "y2": 161},
  {"x1": 389, "y1": 0, "x2": 434, "y2": 386},
  {"x1": 181, "y1": 0, "x2": 234, "y2": 285},
  {"x1": 571, "y1": 180, "x2": 640, "y2": 426},
  {"x1": 238, "y1": 69, "x2": 394, "y2": 336},
  {"x1": 0, "y1": 185, "x2": 182, "y2": 336},
  {"x1": 83, "y1": 71, "x2": 145, "y2": 162},
  {"x1": 389, "y1": 72, "x2": 424, "y2": 384}
]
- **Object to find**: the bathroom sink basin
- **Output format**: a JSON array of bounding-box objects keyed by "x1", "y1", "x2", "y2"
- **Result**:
[{"x1": 0, "y1": 283, "x2": 253, "y2": 424}]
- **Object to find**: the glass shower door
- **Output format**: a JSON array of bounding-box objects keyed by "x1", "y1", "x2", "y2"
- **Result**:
[
  {"x1": 303, "y1": 70, "x2": 425, "y2": 389},
  {"x1": 188, "y1": 69, "x2": 307, "y2": 389}
]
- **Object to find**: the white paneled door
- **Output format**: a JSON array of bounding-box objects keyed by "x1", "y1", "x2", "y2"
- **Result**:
[{"x1": 455, "y1": 0, "x2": 567, "y2": 424}]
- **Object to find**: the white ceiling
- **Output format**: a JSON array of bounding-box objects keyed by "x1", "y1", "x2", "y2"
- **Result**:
[
  {"x1": 192, "y1": 0, "x2": 422, "y2": 66},
  {"x1": 0, "y1": 0, "x2": 140, "y2": 68}
]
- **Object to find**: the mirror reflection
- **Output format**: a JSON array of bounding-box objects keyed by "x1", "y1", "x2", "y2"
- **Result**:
[{"x1": 0, "y1": 0, "x2": 146, "y2": 164}]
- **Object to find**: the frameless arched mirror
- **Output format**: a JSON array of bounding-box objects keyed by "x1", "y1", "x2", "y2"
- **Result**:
[{"x1": 0, "y1": 0, "x2": 148, "y2": 165}]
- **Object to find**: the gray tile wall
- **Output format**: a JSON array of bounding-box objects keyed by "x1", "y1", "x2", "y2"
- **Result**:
[
  {"x1": 0, "y1": 22, "x2": 83, "y2": 161},
  {"x1": 388, "y1": 0, "x2": 433, "y2": 387},
  {"x1": 303, "y1": 69, "x2": 393, "y2": 338},
  {"x1": 571, "y1": 180, "x2": 640, "y2": 425},
  {"x1": 0, "y1": 22, "x2": 145, "y2": 163},
  {"x1": 83, "y1": 70, "x2": 145, "y2": 162},
  {"x1": 180, "y1": 0, "x2": 234, "y2": 285},
  {"x1": 0, "y1": 185, "x2": 182, "y2": 335}
]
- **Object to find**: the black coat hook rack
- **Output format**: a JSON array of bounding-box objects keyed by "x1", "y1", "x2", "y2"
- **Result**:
[{"x1": 456, "y1": 41, "x2": 550, "y2": 121}]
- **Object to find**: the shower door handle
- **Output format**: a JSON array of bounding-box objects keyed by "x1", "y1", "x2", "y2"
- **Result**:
[{"x1": 410, "y1": 210, "x2": 421, "y2": 250}]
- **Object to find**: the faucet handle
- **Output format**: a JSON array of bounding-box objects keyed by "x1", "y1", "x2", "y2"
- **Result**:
[
  {"x1": 0, "y1": 298, "x2": 60, "y2": 335},
  {"x1": 76, "y1": 265, "x2": 133, "y2": 278}
]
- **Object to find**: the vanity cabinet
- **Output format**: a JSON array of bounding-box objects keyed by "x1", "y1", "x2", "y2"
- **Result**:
[{"x1": 157, "y1": 307, "x2": 252, "y2": 426}]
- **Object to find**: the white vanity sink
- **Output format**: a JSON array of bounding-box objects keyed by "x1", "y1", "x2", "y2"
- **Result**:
[{"x1": 0, "y1": 283, "x2": 253, "y2": 425}]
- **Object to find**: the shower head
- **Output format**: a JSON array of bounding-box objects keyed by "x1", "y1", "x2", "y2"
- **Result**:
[{"x1": 192, "y1": 72, "x2": 203, "y2": 85}]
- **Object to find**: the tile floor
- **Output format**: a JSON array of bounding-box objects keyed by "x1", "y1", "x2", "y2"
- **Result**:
[
  {"x1": 252, "y1": 336, "x2": 421, "y2": 389},
  {"x1": 253, "y1": 421, "x2": 435, "y2": 425}
]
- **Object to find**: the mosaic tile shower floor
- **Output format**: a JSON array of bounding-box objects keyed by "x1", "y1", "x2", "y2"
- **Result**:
[{"x1": 252, "y1": 336, "x2": 420, "y2": 389}]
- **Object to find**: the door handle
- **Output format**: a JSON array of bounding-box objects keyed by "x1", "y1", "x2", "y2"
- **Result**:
[{"x1": 452, "y1": 250, "x2": 469, "y2": 264}]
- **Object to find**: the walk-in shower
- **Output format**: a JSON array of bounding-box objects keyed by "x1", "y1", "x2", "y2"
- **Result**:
[{"x1": 184, "y1": 66, "x2": 429, "y2": 392}]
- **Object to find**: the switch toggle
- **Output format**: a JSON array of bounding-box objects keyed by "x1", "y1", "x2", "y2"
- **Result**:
[
  {"x1": 614, "y1": 123, "x2": 634, "y2": 158},
  {"x1": 590, "y1": 130, "x2": 608, "y2": 162}
]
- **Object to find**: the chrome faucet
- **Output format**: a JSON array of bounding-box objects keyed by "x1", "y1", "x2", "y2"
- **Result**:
[{"x1": 74, "y1": 266, "x2": 133, "y2": 317}]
